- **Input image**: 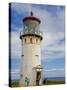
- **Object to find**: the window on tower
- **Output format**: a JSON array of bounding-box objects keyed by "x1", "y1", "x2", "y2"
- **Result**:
[
  {"x1": 25, "y1": 38, "x2": 26, "y2": 43},
  {"x1": 30, "y1": 38, "x2": 32, "y2": 43},
  {"x1": 20, "y1": 74, "x2": 23, "y2": 79},
  {"x1": 35, "y1": 55, "x2": 39, "y2": 56},
  {"x1": 35, "y1": 55, "x2": 39, "y2": 61},
  {"x1": 36, "y1": 38, "x2": 38, "y2": 43},
  {"x1": 21, "y1": 55, "x2": 24, "y2": 56}
]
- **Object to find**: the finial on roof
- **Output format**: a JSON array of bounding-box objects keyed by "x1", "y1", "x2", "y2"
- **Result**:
[{"x1": 30, "y1": 11, "x2": 33, "y2": 16}]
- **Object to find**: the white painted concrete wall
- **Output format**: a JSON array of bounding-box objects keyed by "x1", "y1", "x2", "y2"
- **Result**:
[{"x1": 19, "y1": 36, "x2": 41, "y2": 86}]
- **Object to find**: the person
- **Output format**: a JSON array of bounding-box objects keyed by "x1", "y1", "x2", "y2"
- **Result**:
[
  {"x1": 25, "y1": 77, "x2": 29, "y2": 86},
  {"x1": 27, "y1": 78, "x2": 29, "y2": 86}
]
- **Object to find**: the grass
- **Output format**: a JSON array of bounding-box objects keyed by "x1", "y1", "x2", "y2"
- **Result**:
[
  {"x1": 10, "y1": 80, "x2": 65, "y2": 87},
  {"x1": 10, "y1": 81, "x2": 19, "y2": 87},
  {"x1": 43, "y1": 80, "x2": 65, "y2": 85}
]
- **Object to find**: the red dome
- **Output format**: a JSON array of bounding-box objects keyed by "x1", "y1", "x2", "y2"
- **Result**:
[{"x1": 23, "y1": 11, "x2": 41, "y2": 24}]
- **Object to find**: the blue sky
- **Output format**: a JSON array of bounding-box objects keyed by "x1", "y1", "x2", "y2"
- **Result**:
[{"x1": 10, "y1": 3, "x2": 65, "y2": 80}]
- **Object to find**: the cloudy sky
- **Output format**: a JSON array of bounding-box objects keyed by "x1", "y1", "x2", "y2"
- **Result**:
[{"x1": 9, "y1": 3, "x2": 65, "y2": 80}]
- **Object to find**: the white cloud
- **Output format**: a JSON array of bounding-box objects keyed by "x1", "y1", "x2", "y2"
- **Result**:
[
  {"x1": 45, "y1": 68, "x2": 65, "y2": 72},
  {"x1": 11, "y1": 69, "x2": 20, "y2": 74},
  {"x1": 11, "y1": 24, "x2": 23, "y2": 32},
  {"x1": 43, "y1": 68, "x2": 65, "y2": 78},
  {"x1": 11, "y1": 69, "x2": 20, "y2": 80},
  {"x1": 41, "y1": 51, "x2": 64, "y2": 62},
  {"x1": 11, "y1": 31, "x2": 21, "y2": 59},
  {"x1": 41, "y1": 31, "x2": 65, "y2": 62},
  {"x1": 41, "y1": 32, "x2": 64, "y2": 48},
  {"x1": 11, "y1": 3, "x2": 33, "y2": 15}
]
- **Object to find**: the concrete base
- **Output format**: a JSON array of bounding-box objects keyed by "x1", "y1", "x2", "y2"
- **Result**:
[
  {"x1": 19, "y1": 80, "x2": 24, "y2": 87},
  {"x1": 19, "y1": 80, "x2": 36, "y2": 87}
]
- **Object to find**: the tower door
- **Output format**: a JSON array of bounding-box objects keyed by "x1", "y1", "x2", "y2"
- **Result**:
[{"x1": 36, "y1": 71, "x2": 41, "y2": 85}]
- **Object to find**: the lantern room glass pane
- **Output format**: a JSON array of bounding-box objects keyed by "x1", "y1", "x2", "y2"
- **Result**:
[{"x1": 24, "y1": 21, "x2": 40, "y2": 34}]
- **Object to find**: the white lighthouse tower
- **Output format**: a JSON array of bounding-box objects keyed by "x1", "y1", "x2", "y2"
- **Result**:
[{"x1": 19, "y1": 12, "x2": 43, "y2": 86}]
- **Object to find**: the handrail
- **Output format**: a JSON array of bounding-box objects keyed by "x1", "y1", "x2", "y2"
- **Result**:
[{"x1": 20, "y1": 31, "x2": 42, "y2": 36}]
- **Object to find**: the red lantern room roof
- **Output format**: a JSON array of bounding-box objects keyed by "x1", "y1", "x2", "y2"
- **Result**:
[{"x1": 23, "y1": 11, "x2": 41, "y2": 24}]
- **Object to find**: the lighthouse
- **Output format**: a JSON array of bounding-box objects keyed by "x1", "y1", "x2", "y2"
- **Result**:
[{"x1": 19, "y1": 12, "x2": 43, "y2": 86}]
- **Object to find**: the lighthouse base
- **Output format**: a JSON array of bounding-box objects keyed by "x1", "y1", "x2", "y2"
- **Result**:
[
  {"x1": 19, "y1": 80, "x2": 24, "y2": 87},
  {"x1": 19, "y1": 80, "x2": 36, "y2": 87}
]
